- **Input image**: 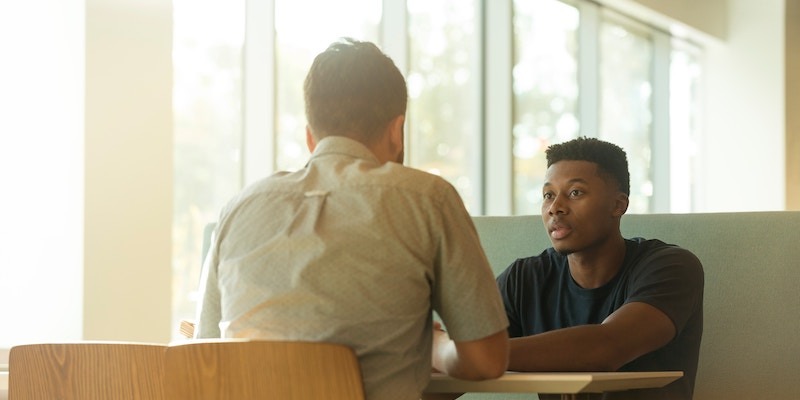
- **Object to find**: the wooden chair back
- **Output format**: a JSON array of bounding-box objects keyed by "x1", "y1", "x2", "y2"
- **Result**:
[
  {"x1": 8, "y1": 341, "x2": 166, "y2": 400},
  {"x1": 164, "y1": 339, "x2": 365, "y2": 400}
]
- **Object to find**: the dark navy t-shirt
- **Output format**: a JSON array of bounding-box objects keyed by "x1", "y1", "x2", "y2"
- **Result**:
[{"x1": 496, "y1": 238, "x2": 704, "y2": 400}]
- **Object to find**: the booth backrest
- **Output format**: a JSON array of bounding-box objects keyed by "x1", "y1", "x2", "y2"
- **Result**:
[{"x1": 467, "y1": 211, "x2": 800, "y2": 400}]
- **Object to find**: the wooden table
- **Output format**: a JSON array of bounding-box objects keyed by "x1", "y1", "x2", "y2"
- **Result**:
[{"x1": 424, "y1": 371, "x2": 683, "y2": 400}]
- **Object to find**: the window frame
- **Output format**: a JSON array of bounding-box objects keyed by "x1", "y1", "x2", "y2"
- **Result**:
[{"x1": 240, "y1": 0, "x2": 694, "y2": 215}]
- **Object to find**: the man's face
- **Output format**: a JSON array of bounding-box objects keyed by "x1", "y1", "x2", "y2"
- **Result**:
[{"x1": 540, "y1": 160, "x2": 627, "y2": 255}]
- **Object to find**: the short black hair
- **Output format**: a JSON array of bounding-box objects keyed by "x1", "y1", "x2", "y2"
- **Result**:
[
  {"x1": 304, "y1": 38, "x2": 407, "y2": 143},
  {"x1": 545, "y1": 137, "x2": 630, "y2": 195}
]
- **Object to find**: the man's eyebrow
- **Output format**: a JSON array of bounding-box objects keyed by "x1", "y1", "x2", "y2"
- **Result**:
[{"x1": 543, "y1": 178, "x2": 590, "y2": 188}]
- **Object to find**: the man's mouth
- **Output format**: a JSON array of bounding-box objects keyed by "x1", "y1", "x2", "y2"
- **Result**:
[{"x1": 548, "y1": 221, "x2": 572, "y2": 240}]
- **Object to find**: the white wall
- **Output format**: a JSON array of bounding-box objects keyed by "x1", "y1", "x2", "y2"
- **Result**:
[
  {"x1": 0, "y1": 0, "x2": 85, "y2": 347},
  {"x1": 83, "y1": 0, "x2": 173, "y2": 342},
  {"x1": 700, "y1": 0, "x2": 786, "y2": 211}
]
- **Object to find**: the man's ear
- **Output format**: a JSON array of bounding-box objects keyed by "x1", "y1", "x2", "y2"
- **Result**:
[
  {"x1": 306, "y1": 126, "x2": 317, "y2": 153},
  {"x1": 388, "y1": 115, "x2": 404, "y2": 151},
  {"x1": 613, "y1": 193, "x2": 629, "y2": 217}
]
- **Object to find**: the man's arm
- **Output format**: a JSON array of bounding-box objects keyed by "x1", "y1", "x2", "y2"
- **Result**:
[
  {"x1": 508, "y1": 302, "x2": 675, "y2": 372},
  {"x1": 193, "y1": 241, "x2": 222, "y2": 338},
  {"x1": 432, "y1": 324, "x2": 509, "y2": 380}
]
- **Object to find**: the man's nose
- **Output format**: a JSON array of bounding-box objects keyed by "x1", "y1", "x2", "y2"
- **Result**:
[{"x1": 547, "y1": 195, "x2": 567, "y2": 215}]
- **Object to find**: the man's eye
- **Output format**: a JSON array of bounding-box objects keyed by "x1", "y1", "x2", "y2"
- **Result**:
[
  {"x1": 569, "y1": 190, "x2": 582, "y2": 197},
  {"x1": 543, "y1": 193, "x2": 553, "y2": 200}
]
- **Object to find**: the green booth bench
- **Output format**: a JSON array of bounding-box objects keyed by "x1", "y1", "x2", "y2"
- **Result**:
[
  {"x1": 467, "y1": 211, "x2": 800, "y2": 400},
  {"x1": 203, "y1": 211, "x2": 800, "y2": 399}
]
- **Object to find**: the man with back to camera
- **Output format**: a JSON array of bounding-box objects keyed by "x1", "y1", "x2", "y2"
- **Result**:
[
  {"x1": 496, "y1": 137, "x2": 704, "y2": 399},
  {"x1": 193, "y1": 38, "x2": 509, "y2": 400}
]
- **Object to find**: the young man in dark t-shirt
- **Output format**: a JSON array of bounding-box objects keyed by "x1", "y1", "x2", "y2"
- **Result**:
[{"x1": 496, "y1": 137, "x2": 704, "y2": 399}]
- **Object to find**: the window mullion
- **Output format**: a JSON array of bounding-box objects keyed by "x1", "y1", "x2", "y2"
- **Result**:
[
  {"x1": 381, "y1": 0, "x2": 409, "y2": 159},
  {"x1": 381, "y1": 0, "x2": 408, "y2": 73},
  {"x1": 577, "y1": 0, "x2": 599, "y2": 139},
  {"x1": 471, "y1": 0, "x2": 485, "y2": 214},
  {"x1": 651, "y1": 31, "x2": 671, "y2": 213},
  {"x1": 484, "y1": 0, "x2": 513, "y2": 216},
  {"x1": 243, "y1": 0, "x2": 276, "y2": 186}
]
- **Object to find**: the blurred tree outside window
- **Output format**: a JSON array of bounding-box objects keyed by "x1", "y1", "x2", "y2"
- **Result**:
[
  {"x1": 172, "y1": 0, "x2": 245, "y2": 335},
  {"x1": 512, "y1": 0, "x2": 579, "y2": 215},
  {"x1": 407, "y1": 0, "x2": 481, "y2": 212}
]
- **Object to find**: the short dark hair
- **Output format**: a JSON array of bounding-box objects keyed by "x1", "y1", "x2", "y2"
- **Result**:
[
  {"x1": 304, "y1": 38, "x2": 407, "y2": 143},
  {"x1": 545, "y1": 137, "x2": 630, "y2": 195}
]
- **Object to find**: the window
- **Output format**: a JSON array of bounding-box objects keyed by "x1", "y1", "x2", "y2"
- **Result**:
[
  {"x1": 172, "y1": 0, "x2": 245, "y2": 330},
  {"x1": 598, "y1": 12, "x2": 654, "y2": 213},
  {"x1": 0, "y1": 0, "x2": 84, "y2": 348},
  {"x1": 510, "y1": 2, "x2": 700, "y2": 214}
]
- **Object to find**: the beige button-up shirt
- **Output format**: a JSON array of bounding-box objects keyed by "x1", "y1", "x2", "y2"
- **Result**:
[{"x1": 196, "y1": 136, "x2": 507, "y2": 400}]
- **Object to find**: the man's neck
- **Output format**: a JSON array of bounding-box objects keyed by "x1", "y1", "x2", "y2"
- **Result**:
[{"x1": 567, "y1": 235, "x2": 627, "y2": 289}]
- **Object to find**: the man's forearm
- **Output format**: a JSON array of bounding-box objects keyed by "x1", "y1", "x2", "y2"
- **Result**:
[{"x1": 508, "y1": 324, "x2": 621, "y2": 372}]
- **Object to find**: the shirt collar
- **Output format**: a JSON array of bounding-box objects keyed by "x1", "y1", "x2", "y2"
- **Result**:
[{"x1": 309, "y1": 136, "x2": 380, "y2": 164}]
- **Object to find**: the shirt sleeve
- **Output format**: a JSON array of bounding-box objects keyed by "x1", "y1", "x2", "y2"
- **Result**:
[
  {"x1": 431, "y1": 184, "x2": 509, "y2": 342},
  {"x1": 495, "y1": 260, "x2": 525, "y2": 338},
  {"x1": 194, "y1": 228, "x2": 222, "y2": 338},
  {"x1": 626, "y1": 244, "x2": 704, "y2": 335}
]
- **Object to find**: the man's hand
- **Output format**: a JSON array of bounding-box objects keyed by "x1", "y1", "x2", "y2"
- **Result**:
[
  {"x1": 431, "y1": 321, "x2": 449, "y2": 373},
  {"x1": 431, "y1": 321, "x2": 509, "y2": 380}
]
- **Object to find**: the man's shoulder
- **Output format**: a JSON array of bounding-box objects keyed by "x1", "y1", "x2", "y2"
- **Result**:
[
  {"x1": 215, "y1": 171, "x2": 302, "y2": 220},
  {"x1": 382, "y1": 162, "x2": 454, "y2": 184},
  {"x1": 627, "y1": 237, "x2": 699, "y2": 259},
  {"x1": 625, "y1": 237, "x2": 704, "y2": 276},
  {"x1": 368, "y1": 162, "x2": 463, "y2": 200}
]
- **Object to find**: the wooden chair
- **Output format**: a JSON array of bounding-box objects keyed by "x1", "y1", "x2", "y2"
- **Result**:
[
  {"x1": 164, "y1": 339, "x2": 365, "y2": 400},
  {"x1": 8, "y1": 341, "x2": 166, "y2": 400}
]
